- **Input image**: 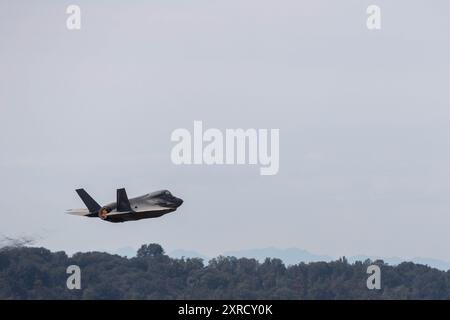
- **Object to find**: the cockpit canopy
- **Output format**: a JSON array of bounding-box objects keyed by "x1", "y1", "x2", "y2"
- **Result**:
[{"x1": 147, "y1": 190, "x2": 172, "y2": 198}]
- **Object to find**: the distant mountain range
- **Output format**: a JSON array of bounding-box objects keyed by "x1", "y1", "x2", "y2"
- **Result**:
[
  {"x1": 223, "y1": 248, "x2": 332, "y2": 265},
  {"x1": 110, "y1": 247, "x2": 450, "y2": 271}
]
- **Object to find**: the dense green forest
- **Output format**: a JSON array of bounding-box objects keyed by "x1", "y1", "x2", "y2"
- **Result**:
[{"x1": 0, "y1": 243, "x2": 449, "y2": 299}]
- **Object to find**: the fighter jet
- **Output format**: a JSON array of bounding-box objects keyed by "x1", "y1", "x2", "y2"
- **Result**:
[{"x1": 66, "y1": 188, "x2": 183, "y2": 223}]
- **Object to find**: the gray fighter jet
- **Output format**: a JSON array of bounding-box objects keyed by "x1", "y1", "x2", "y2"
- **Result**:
[{"x1": 66, "y1": 188, "x2": 183, "y2": 223}]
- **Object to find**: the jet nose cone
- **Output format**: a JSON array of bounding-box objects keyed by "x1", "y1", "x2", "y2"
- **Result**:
[
  {"x1": 169, "y1": 196, "x2": 183, "y2": 209},
  {"x1": 174, "y1": 198, "x2": 184, "y2": 208}
]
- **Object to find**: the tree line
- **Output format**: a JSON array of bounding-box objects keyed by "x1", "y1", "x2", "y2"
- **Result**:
[{"x1": 0, "y1": 243, "x2": 449, "y2": 299}]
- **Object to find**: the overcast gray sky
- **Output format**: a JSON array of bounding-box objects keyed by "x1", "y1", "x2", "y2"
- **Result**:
[{"x1": 1, "y1": 0, "x2": 450, "y2": 261}]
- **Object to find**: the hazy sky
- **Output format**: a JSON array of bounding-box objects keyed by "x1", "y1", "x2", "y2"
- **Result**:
[{"x1": 1, "y1": 1, "x2": 450, "y2": 261}]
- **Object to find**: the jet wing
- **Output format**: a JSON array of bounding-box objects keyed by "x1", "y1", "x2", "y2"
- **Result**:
[{"x1": 117, "y1": 188, "x2": 132, "y2": 212}]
